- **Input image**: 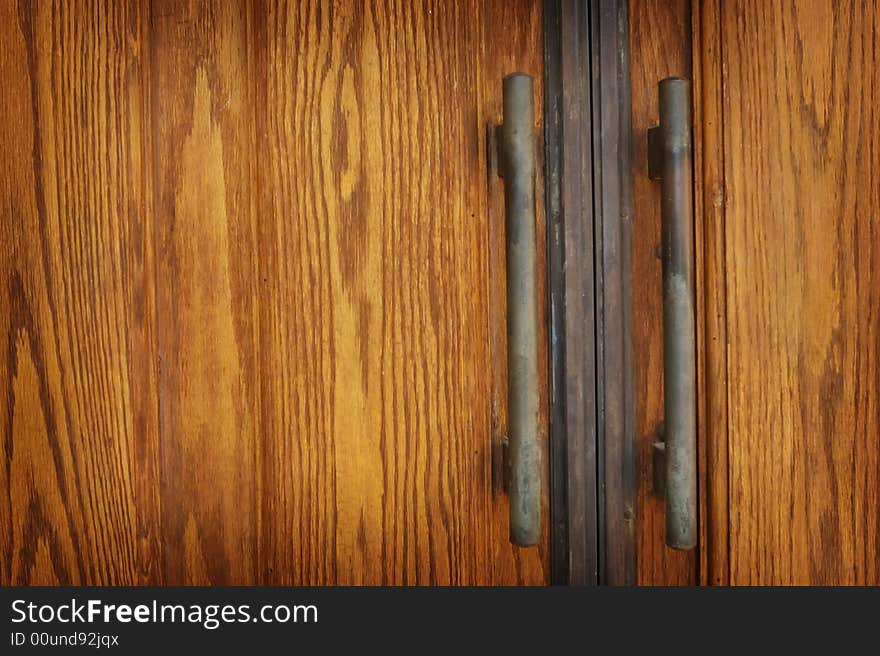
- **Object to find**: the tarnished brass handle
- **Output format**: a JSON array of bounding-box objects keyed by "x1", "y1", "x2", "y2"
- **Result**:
[
  {"x1": 648, "y1": 77, "x2": 697, "y2": 550},
  {"x1": 497, "y1": 73, "x2": 541, "y2": 547}
]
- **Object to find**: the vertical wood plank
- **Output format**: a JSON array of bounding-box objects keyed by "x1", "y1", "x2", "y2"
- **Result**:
[
  {"x1": 255, "y1": 0, "x2": 539, "y2": 585},
  {"x1": 629, "y1": 0, "x2": 697, "y2": 585},
  {"x1": 721, "y1": 0, "x2": 880, "y2": 584},
  {"x1": 481, "y1": 0, "x2": 549, "y2": 586},
  {"x1": 544, "y1": 0, "x2": 599, "y2": 586},
  {"x1": 593, "y1": 0, "x2": 637, "y2": 586},
  {"x1": 0, "y1": 0, "x2": 161, "y2": 585},
  {"x1": 151, "y1": 0, "x2": 260, "y2": 584},
  {"x1": 254, "y1": 0, "x2": 547, "y2": 585},
  {"x1": 692, "y1": 0, "x2": 729, "y2": 586}
]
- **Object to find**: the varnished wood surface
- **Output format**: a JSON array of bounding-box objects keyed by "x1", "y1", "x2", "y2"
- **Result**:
[
  {"x1": 0, "y1": 0, "x2": 161, "y2": 584},
  {"x1": 254, "y1": 0, "x2": 547, "y2": 585},
  {"x1": 152, "y1": 0, "x2": 261, "y2": 585},
  {"x1": 632, "y1": 0, "x2": 880, "y2": 586},
  {"x1": 692, "y1": 0, "x2": 729, "y2": 586},
  {"x1": 629, "y1": 0, "x2": 697, "y2": 585},
  {"x1": 552, "y1": 0, "x2": 599, "y2": 586},
  {"x1": 0, "y1": 0, "x2": 548, "y2": 585},
  {"x1": 482, "y1": 0, "x2": 549, "y2": 584},
  {"x1": 720, "y1": 0, "x2": 880, "y2": 584}
]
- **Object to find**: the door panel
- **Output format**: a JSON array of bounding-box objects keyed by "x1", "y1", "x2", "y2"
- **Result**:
[
  {"x1": 629, "y1": 0, "x2": 696, "y2": 585},
  {"x1": 0, "y1": 0, "x2": 161, "y2": 586},
  {"x1": 720, "y1": 0, "x2": 880, "y2": 585},
  {"x1": 633, "y1": 0, "x2": 880, "y2": 585},
  {"x1": 0, "y1": 0, "x2": 548, "y2": 586}
]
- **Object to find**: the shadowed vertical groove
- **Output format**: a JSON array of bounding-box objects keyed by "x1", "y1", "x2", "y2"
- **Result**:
[
  {"x1": 542, "y1": 0, "x2": 599, "y2": 586},
  {"x1": 139, "y1": 0, "x2": 164, "y2": 585},
  {"x1": 589, "y1": 0, "x2": 637, "y2": 584},
  {"x1": 691, "y1": 0, "x2": 731, "y2": 586}
]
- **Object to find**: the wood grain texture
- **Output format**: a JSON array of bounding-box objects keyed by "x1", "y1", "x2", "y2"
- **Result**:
[
  {"x1": 1, "y1": 0, "x2": 547, "y2": 585},
  {"x1": 629, "y1": 0, "x2": 696, "y2": 585},
  {"x1": 255, "y1": 0, "x2": 547, "y2": 585},
  {"x1": 151, "y1": 0, "x2": 261, "y2": 585},
  {"x1": 721, "y1": 0, "x2": 880, "y2": 584},
  {"x1": 0, "y1": 0, "x2": 161, "y2": 584},
  {"x1": 256, "y1": 0, "x2": 489, "y2": 585},
  {"x1": 593, "y1": 0, "x2": 637, "y2": 586},
  {"x1": 692, "y1": 0, "x2": 729, "y2": 586},
  {"x1": 482, "y1": 0, "x2": 549, "y2": 586},
  {"x1": 546, "y1": 0, "x2": 599, "y2": 585}
]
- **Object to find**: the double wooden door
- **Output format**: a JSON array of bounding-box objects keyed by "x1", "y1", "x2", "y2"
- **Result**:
[
  {"x1": 633, "y1": 0, "x2": 880, "y2": 584},
  {"x1": 0, "y1": 0, "x2": 548, "y2": 585},
  {"x1": 5, "y1": 0, "x2": 878, "y2": 587}
]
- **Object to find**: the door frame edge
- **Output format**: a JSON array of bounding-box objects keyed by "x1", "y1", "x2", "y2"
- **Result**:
[{"x1": 543, "y1": 0, "x2": 636, "y2": 586}]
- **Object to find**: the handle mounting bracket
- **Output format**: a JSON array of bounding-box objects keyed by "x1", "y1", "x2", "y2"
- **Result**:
[
  {"x1": 647, "y1": 125, "x2": 664, "y2": 181},
  {"x1": 652, "y1": 423, "x2": 666, "y2": 498}
]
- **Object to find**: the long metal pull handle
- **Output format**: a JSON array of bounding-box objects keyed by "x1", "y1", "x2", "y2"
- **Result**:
[
  {"x1": 648, "y1": 77, "x2": 696, "y2": 550},
  {"x1": 498, "y1": 73, "x2": 541, "y2": 546}
]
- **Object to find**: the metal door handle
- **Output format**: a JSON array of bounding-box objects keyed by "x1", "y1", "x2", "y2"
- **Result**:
[
  {"x1": 648, "y1": 77, "x2": 697, "y2": 550},
  {"x1": 497, "y1": 73, "x2": 541, "y2": 547}
]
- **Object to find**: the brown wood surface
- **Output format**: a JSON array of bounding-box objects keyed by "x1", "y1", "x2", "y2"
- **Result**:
[
  {"x1": 719, "y1": 0, "x2": 880, "y2": 584},
  {"x1": 481, "y1": 0, "x2": 549, "y2": 585},
  {"x1": 692, "y1": 0, "x2": 729, "y2": 586},
  {"x1": 0, "y1": 0, "x2": 161, "y2": 584},
  {"x1": 629, "y1": 0, "x2": 697, "y2": 585},
  {"x1": 555, "y1": 0, "x2": 598, "y2": 586},
  {"x1": 254, "y1": 0, "x2": 547, "y2": 585},
  {"x1": 152, "y1": 0, "x2": 261, "y2": 585},
  {"x1": 631, "y1": 0, "x2": 880, "y2": 586},
  {"x1": 0, "y1": 0, "x2": 548, "y2": 586}
]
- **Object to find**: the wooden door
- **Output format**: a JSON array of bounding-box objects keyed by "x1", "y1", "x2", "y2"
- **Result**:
[
  {"x1": 0, "y1": 0, "x2": 548, "y2": 585},
  {"x1": 632, "y1": 0, "x2": 880, "y2": 584}
]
